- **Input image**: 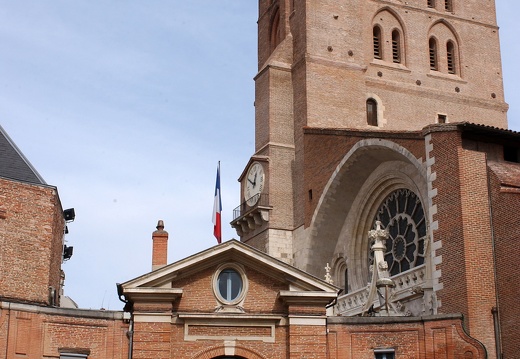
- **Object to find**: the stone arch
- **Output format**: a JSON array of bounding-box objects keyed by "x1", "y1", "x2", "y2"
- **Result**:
[
  {"x1": 302, "y1": 139, "x2": 428, "y2": 282},
  {"x1": 338, "y1": 161, "x2": 428, "y2": 289},
  {"x1": 191, "y1": 344, "x2": 267, "y2": 359},
  {"x1": 330, "y1": 253, "x2": 348, "y2": 291}
]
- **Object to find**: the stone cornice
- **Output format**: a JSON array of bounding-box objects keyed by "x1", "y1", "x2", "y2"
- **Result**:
[{"x1": 123, "y1": 287, "x2": 183, "y2": 303}]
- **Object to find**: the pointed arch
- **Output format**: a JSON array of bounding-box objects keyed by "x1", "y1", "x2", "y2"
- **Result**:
[
  {"x1": 428, "y1": 19, "x2": 461, "y2": 46},
  {"x1": 372, "y1": 6, "x2": 407, "y2": 34},
  {"x1": 428, "y1": 20, "x2": 461, "y2": 75},
  {"x1": 371, "y1": 7, "x2": 407, "y2": 64},
  {"x1": 301, "y1": 140, "x2": 428, "y2": 282},
  {"x1": 269, "y1": 6, "x2": 281, "y2": 52}
]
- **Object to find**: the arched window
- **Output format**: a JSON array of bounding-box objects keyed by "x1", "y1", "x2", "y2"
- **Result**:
[
  {"x1": 429, "y1": 37, "x2": 438, "y2": 71},
  {"x1": 447, "y1": 40, "x2": 456, "y2": 74},
  {"x1": 427, "y1": 0, "x2": 435, "y2": 8},
  {"x1": 366, "y1": 98, "x2": 378, "y2": 126},
  {"x1": 391, "y1": 30, "x2": 401, "y2": 63},
  {"x1": 373, "y1": 26, "x2": 382, "y2": 59},
  {"x1": 444, "y1": 0, "x2": 452, "y2": 11}
]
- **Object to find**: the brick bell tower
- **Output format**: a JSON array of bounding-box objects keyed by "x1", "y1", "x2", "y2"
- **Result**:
[{"x1": 231, "y1": 0, "x2": 508, "y2": 266}]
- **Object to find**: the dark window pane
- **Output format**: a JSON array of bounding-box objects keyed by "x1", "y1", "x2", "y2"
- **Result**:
[
  {"x1": 218, "y1": 269, "x2": 243, "y2": 302},
  {"x1": 366, "y1": 99, "x2": 378, "y2": 126}
]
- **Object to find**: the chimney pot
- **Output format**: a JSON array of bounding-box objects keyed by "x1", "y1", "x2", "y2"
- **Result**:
[{"x1": 152, "y1": 220, "x2": 168, "y2": 271}]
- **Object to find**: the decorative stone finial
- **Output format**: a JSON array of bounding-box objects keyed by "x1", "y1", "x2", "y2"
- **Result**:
[
  {"x1": 362, "y1": 221, "x2": 400, "y2": 317},
  {"x1": 324, "y1": 263, "x2": 334, "y2": 284},
  {"x1": 368, "y1": 220, "x2": 388, "y2": 242}
]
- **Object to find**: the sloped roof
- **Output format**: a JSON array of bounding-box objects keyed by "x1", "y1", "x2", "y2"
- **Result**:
[
  {"x1": 120, "y1": 239, "x2": 338, "y2": 297},
  {"x1": 0, "y1": 124, "x2": 46, "y2": 184},
  {"x1": 488, "y1": 160, "x2": 520, "y2": 190}
]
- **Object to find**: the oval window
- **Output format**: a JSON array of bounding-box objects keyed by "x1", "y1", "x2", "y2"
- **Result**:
[{"x1": 217, "y1": 268, "x2": 243, "y2": 302}]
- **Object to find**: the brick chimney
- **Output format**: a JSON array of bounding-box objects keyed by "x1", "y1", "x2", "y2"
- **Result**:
[{"x1": 152, "y1": 220, "x2": 168, "y2": 271}]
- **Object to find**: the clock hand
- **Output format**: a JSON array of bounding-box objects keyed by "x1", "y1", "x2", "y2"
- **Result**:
[{"x1": 247, "y1": 178, "x2": 255, "y2": 185}]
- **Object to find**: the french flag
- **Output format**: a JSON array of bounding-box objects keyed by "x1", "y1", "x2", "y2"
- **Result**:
[{"x1": 212, "y1": 162, "x2": 222, "y2": 244}]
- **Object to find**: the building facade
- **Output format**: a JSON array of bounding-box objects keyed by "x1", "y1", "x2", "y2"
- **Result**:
[
  {"x1": 231, "y1": 0, "x2": 519, "y2": 358},
  {"x1": 1, "y1": 0, "x2": 519, "y2": 358}
]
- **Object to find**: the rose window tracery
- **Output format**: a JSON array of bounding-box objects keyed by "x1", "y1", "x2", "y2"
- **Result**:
[{"x1": 369, "y1": 189, "x2": 426, "y2": 276}]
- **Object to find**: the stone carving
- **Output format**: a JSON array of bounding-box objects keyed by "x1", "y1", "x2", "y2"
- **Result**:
[
  {"x1": 361, "y1": 221, "x2": 403, "y2": 316},
  {"x1": 324, "y1": 263, "x2": 334, "y2": 284}
]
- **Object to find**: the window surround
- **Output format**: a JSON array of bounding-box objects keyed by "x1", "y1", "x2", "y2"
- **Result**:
[
  {"x1": 213, "y1": 263, "x2": 248, "y2": 308},
  {"x1": 446, "y1": 40, "x2": 456, "y2": 74},
  {"x1": 391, "y1": 29, "x2": 402, "y2": 63},
  {"x1": 366, "y1": 98, "x2": 378, "y2": 126},
  {"x1": 60, "y1": 353, "x2": 88, "y2": 359},
  {"x1": 373, "y1": 26, "x2": 383, "y2": 59},
  {"x1": 444, "y1": 0, "x2": 452, "y2": 12},
  {"x1": 369, "y1": 188, "x2": 427, "y2": 276},
  {"x1": 331, "y1": 254, "x2": 348, "y2": 293},
  {"x1": 374, "y1": 348, "x2": 396, "y2": 359},
  {"x1": 429, "y1": 37, "x2": 438, "y2": 71}
]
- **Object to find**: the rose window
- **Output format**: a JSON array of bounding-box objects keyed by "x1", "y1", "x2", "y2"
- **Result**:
[{"x1": 369, "y1": 189, "x2": 426, "y2": 276}]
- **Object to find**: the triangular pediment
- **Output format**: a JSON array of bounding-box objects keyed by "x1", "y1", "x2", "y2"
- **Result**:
[{"x1": 120, "y1": 239, "x2": 338, "y2": 303}]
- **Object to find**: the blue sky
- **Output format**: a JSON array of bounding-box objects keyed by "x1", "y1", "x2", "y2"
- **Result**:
[{"x1": 0, "y1": 2, "x2": 519, "y2": 309}]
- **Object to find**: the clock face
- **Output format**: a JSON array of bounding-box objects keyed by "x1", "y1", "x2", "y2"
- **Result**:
[{"x1": 244, "y1": 162, "x2": 265, "y2": 206}]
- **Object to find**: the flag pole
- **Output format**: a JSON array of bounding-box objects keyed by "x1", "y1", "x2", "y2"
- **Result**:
[{"x1": 212, "y1": 162, "x2": 222, "y2": 244}]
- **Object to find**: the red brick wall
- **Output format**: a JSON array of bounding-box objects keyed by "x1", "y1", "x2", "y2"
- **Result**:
[
  {"x1": 488, "y1": 163, "x2": 520, "y2": 358},
  {"x1": 429, "y1": 128, "x2": 500, "y2": 356},
  {"x1": 428, "y1": 131, "x2": 468, "y2": 318},
  {"x1": 133, "y1": 322, "x2": 171, "y2": 359},
  {"x1": 171, "y1": 265, "x2": 286, "y2": 314},
  {"x1": 0, "y1": 178, "x2": 65, "y2": 305},
  {"x1": 303, "y1": 129, "x2": 426, "y2": 226},
  {"x1": 290, "y1": 324, "x2": 327, "y2": 359},
  {"x1": 0, "y1": 304, "x2": 128, "y2": 359},
  {"x1": 457, "y1": 147, "x2": 496, "y2": 352},
  {"x1": 327, "y1": 316, "x2": 486, "y2": 359}
]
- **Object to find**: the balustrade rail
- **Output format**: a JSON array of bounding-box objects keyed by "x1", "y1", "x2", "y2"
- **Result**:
[{"x1": 232, "y1": 194, "x2": 270, "y2": 220}]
